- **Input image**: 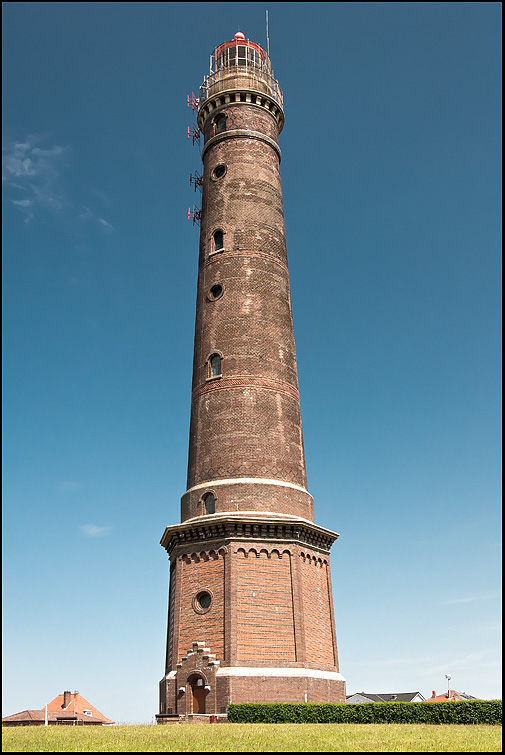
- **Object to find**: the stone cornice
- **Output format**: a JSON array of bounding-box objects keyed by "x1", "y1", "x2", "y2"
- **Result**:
[
  {"x1": 197, "y1": 88, "x2": 284, "y2": 133},
  {"x1": 160, "y1": 512, "x2": 339, "y2": 557}
]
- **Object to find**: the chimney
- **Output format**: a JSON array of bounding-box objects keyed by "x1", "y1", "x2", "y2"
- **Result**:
[
  {"x1": 63, "y1": 690, "x2": 72, "y2": 709},
  {"x1": 432, "y1": 690, "x2": 436, "y2": 698}
]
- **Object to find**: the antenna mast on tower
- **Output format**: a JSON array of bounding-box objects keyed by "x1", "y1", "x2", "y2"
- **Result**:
[{"x1": 266, "y1": 10, "x2": 270, "y2": 59}]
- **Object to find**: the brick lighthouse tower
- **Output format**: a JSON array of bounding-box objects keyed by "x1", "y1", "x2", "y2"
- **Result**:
[{"x1": 157, "y1": 31, "x2": 345, "y2": 720}]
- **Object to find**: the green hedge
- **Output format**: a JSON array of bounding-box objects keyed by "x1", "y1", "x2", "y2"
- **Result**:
[{"x1": 227, "y1": 701, "x2": 502, "y2": 725}]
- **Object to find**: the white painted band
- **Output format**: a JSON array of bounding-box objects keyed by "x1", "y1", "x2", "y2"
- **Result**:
[
  {"x1": 184, "y1": 478, "x2": 310, "y2": 496},
  {"x1": 165, "y1": 667, "x2": 345, "y2": 683},
  {"x1": 216, "y1": 667, "x2": 346, "y2": 681},
  {"x1": 201, "y1": 130, "x2": 282, "y2": 161}
]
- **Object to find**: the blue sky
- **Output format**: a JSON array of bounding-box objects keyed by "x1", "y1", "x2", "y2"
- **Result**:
[{"x1": 2, "y1": 2, "x2": 501, "y2": 723}]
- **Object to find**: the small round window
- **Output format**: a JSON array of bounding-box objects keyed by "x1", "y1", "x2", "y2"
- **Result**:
[
  {"x1": 208, "y1": 284, "x2": 223, "y2": 301},
  {"x1": 213, "y1": 164, "x2": 226, "y2": 179},
  {"x1": 193, "y1": 590, "x2": 212, "y2": 614}
]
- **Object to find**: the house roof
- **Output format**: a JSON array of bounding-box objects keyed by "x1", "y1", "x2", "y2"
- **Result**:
[
  {"x1": 426, "y1": 690, "x2": 478, "y2": 702},
  {"x1": 2, "y1": 709, "x2": 105, "y2": 725},
  {"x1": 45, "y1": 692, "x2": 114, "y2": 724},
  {"x1": 346, "y1": 692, "x2": 425, "y2": 703}
]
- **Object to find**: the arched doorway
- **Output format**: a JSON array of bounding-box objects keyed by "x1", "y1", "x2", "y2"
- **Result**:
[{"x1": 189, "y1": 675, "x2": 207, "y2": 714}]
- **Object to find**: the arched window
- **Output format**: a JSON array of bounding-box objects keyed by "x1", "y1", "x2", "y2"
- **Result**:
[
  {"x1": 203, "y1": 492, "x2": 215, "y2": 515},
  {"x1": 209, "y1": 353, "x2": 221, "y2": 377},
  {"x1": 214, "y1": 114, "x2": 227, "y2": 133},
  {"x1": 213, "y1": 230, "x2": 224, "y2": 251}
]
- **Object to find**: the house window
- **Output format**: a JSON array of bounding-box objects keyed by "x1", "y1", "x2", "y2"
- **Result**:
[
  {"x1": 215, "y1": 114, "x2": 227, "y2": 133},
  {"x1": 209, "y1": 353, "x2": 221, "y2": 378},
  {"x1": 203, "y1": 492, "x2": 215, "y2": 515},
  {"x1": 213, "y1": 230, "x2": 224, "y2": 251}
]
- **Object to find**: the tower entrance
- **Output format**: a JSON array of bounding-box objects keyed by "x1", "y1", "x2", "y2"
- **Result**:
[{"x1": 189, "y1": 675, "x2": 206, "y2": 714}]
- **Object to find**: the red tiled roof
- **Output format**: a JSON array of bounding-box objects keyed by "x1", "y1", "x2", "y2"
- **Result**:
[
  {"x1": 426, "y1": 690, "x2": 477, "y2": 703},
  {"x1": 46, "y1": 692, "x2": 114, "y2": 724}
]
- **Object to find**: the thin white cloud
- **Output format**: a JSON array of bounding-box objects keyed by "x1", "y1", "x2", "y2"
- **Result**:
[
  {"x1": 31, "y1": 145, "x2": 65, "y2": 158},
  {"x1": 349, "y1": 649, "x2": 495, "y2": 671},
  {"x1": 3, "y1": 135, "x2": 114, "y2": 232},
  {"x1": 420, "y1": 653, "x2": 486, "y2": 674},
  {"x1": 350, "y1": 655, "x2": 435, "y2": 668},
  {"x1": 80, "y1": 206, "x2": 115, "y2": 233},
  {"x1": 3, "y1": 135, "x2": 67, "y2": 216},
  {"x1": 97, "y1": 217, "x2": 115, "y2": 232},
  {"x1": 79, "y1": 206, "x2": 94, "y2": 220},
  {"x1": 443, "y1": 592, "x2": 501, "y2": 605},
  {"x1": 80, "y1": 524, "x2": 111, "y2": 538}
]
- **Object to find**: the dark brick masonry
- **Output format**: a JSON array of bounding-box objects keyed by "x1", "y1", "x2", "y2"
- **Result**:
[{"x1": 157, "y1": 34, "x2": 345, "y2": 721}]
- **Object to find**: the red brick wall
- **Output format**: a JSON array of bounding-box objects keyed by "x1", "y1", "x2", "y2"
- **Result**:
[
  {"x1": 176, "y1": 550, "x2": 225, "y2": 664},
  {"x1": 220, "y1": 674, "x2": 346, "y2": 705},
  {"x1": 165, "y1": 560, "x2": 176, "y2": 671},
  {"x1": 236, "y1": 548, "x2": 296, "y2": 663},
  {"x1": 301, "y1": 552, "x2": 336, "y2": 666}
]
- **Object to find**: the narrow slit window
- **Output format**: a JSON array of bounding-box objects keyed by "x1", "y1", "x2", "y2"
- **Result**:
[
  {"x1": 203, "y1": 493, "x2": 215, "y2": 515},
  {"x1": 215, "y1": 114, "x2": 227, "y2": 133},
  {"x1": 209, "y1": 354, "x2": 221, "y2": 377},
  {"x1": 213, "y1": 230, "x2": 224, "y2": 251}
]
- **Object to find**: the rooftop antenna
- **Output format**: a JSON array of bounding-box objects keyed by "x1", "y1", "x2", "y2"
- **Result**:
[
  {"x1": 266, "y1": 10, "x2": 270, "y2": 59},
  {"x1": 445, "y1": 673, "x2": 452, "y2": 699}
]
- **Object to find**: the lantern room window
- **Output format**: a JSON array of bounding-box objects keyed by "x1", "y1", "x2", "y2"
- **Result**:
[{"x1": 237, "y1": 46, "x2": 247, "y2": 66}]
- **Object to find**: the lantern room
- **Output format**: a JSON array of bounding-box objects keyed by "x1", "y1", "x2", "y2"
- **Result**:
[
  {"x1": 198, "y1": 31, "x2": 283, "y2": 113},
  {"x1": 215, "y1": 32, "x2": 267, "y2": 73}
]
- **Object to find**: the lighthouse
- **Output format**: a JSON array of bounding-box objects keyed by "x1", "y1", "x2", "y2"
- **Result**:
[{"x1": 157, "y1": 31, "x2": 345, "y2": 720}]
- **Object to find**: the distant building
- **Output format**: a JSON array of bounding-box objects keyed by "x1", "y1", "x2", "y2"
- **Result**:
[
  {"x1": 426, "y1": 689, "x2": 479, "y2": 702},
  {"x1": 346, "y1": 692, "x2": 426, "y2": 704},
  {"x1": 2, "y1": 690, "x2": 114, "y2": 726},
  {"x1": 2, "y1": 709, "x2": 106, "y2": 726}
]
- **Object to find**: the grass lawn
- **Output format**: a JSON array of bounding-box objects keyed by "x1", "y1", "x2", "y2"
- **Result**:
[{"x1": 2, "y1": 723, "x2": 502, "y2": 752}]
